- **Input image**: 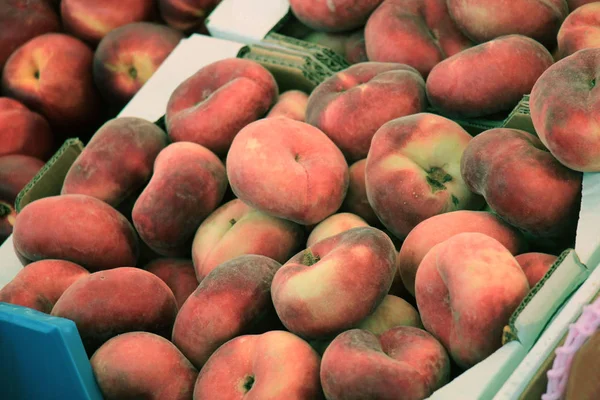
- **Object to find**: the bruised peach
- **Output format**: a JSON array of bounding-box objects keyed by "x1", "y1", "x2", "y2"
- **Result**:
[
  {"x1": 191, "y1": 199, "x2": 303, "y2": 281},
  {"x1": 415, "y1": 232, "x2": 530, "y2": 368},
  {"x1": 0, "y1": 260, "x2": 89, "y2": 313},
  {"x1": 91, "y1": 332, "x2": 197, "y2": 400},
  {"x1": 51, "y1": 267, "x2": 178, "y2": 354},
  {"x1": 132, "y1": 142, "x2": 227, "y2": 256},
  {"x1": 306, "y1": 62, "x2": 426, "y2": 161},
  {"x1": 13, "y1": 195, "x2": 139, "y2": 271},
  {"x1": 62, "y1": 117, "x2": 168, "y2": 207},
  {"x1": 227, "y1": 117, "x2": 348, "y2": 225},
  {"x1": 172, "y1": 255, "x2": 280, "y2": 369},
  {"x1": 426, "y1": 35, "x2": 554, "y2": 118}
]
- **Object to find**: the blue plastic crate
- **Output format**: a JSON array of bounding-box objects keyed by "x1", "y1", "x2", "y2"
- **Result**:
[{"x1": 0, "y1": 303, "x2": 102, "y2": 400}]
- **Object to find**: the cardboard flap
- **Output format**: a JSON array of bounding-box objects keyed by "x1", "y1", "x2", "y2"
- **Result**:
[
  {"x1": 502, "y1": 95, "x2": 536, "y2": 135},
  {"x1": 15, "y1": 138, "x2": 84, "y2": 212},
  {"x1": 206, "y1": 0, "x2": 290, "y2": 43},
  {"x1": 118, "y1": 35, "x2": 247, "y2": 122},
  {"x1": 576, "y1": 172, "x2": 600, "y2": 268},
  {"x1": 505, "y1": 250, "x2": 589, "y2": 349}
]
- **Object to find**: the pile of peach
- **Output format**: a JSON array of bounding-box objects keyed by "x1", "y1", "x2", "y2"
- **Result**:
[{"x1": 3, "y1": 0, "x2": 600, "y2": 399}]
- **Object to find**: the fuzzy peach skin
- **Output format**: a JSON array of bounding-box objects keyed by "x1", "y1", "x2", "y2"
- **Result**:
[
  {"x1": 94, "y1": 22, "x2": 183, "y2": 107},
  {"x1": 341, "y1": 159, "x2": 380, "y2": 226},
  {"x1": 91, "y1": 332, "x2": 197, "y2": 400},
  {"x1": 396, "y1": 210, "x2": 528, "y2": 297},
  {"x1": 227, "y1": 117, "x2": 349, "y2": 225},
  {"x1": 321, "y1": 327, "x2": 450, "y2": 400},
  {"x1": 172, "y1": 255, "x2": 280, "y2": 369},
  {"x1": 132, "y1": 142, "x2": 227, "y2": 257},
  {"x1": 356, "y1": 295, "x2": 422, "y2": 335},
  {"x1": 0, "y1": 154, "x2": 44, "y2": 203},
  {"x1": 266, "y1": 90, "x2": 309, "y2": 121},
  {"x1": 0, "y1": 0, "x2": 60, "y2": 71},
  {"x1": 158, "y1": 0, "x2": 221, "y2": 32},
  {"x1": 0, "y1": 260, "x2": 89, "y2": 313},
  {"x1": 306, "y1": 62, "x2": 427, "y2": 161},
  {"x1": 568, "y1": 0, "x2": 597, "y2": 10},
  {"x1": 166, "y1": 58, "x2": 278, "y2": 157},
  {"x1": 306, "y1": 213, "x2": 369, "y2": 247},
  {"x1": 365, "y1": 0, "x2": 473, "y2": 78},
  {"x1": 290, "y1": 0, "x2": 383, "y2": 32},
  {"x1": 51, "y1": 267, "x2": 178, "y2": 354},
  {"x1": 0, "y1": 201, "x2": 16, "y2": 243},
  {"x1": 0, "y1": 97, "x2": 54, "y2": 160},
  {"x1": 461, "y1": 128, "x2": 582, "y2": 238},
  {"x1": 557, "y1": 3, "x2": 600, "y2": 59},
  {"x1": 61, "y1": 0, "x2": 156, "y2": 45},
  {"x1": 530, "y1": 49, "x2": 600, "y2": 172},
  {"x1": 1, "y1": 33, "x2": 102, "y2": 131},
  {"x1": 191, "y1": 199, "x2": 304, "y2": 281},
  {"x1": 193, "y1": 330, "x2": 323, "y2": 400},
  {"x1": 415, "y1": 232, "x2": 530, "y2": 369},
  {"x1": 62, "y1": 117, "x2": 168, "y2": 207},
  {"x1": 515, "y1": 252, "x2": 558, "y2": 288},
  {"x1": 13, "y1": 195, "x2": 139, "y2": 271},
  {"x1": 144, "y1": 258, "x2": 198, "y2": 309},
  {"x1": 426, "y1": 35, "x2": 554, "y2": 119},
  {"x1": 365, "y1": 113, "x2": 483, "y2": 240},
  {"x1": 447, "y1": 0, "x2": 567, "y2": 49},
  {"x1": 272, "y1": 227, "x2": 396, "y2": 339}
]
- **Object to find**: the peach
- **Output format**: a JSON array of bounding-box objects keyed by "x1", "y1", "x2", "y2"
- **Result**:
[
  {"x1": 191, "y1": 199, "x2": 304, "y2": 281},
  {"x1": 172, "y1": 255, "x2": 280, "y2": 368},
  {"x1": 13, "y1": 195, "x2": 139, "y2": 271},
  {"x1": 357, "y1": 295, "x2": 422, "y2": 335},
  {"x1": 51, "y1": 267, "x2": 178, "y2": 354},
  {"x1": 365, "y1": 113, "x2": 483, "y2": 240},
  {"x1": 62, "y1": 117, "x2": 168, "y2": 207},
  {"x1": 426, "y1": 35, "x2": 554, "y2": 118},
  {"x1": 61, "y1": 0, "x2": 156, "y2": 45},
  {"x1": 530, "y1": 48, "x2": 600, "y2": 172},
  {"x1": 447, "y1": 0, "x2": 568, "y2": 48},
  {"x1": 0, "y1": 0, "x2": 60, "y2": 71},
  {"x1": 94, "y1": 22, "x2": 183, "y2": 108},
  {"x1": 1, "y1": 33, "x2": 102, "y2": 132},
  {"x1": 515, "y1": 252, "x2": 558, "y2": 288},
  {"x1": 341, "y1": 159, "x2": 380, "y2": 226},
  {"x1": 415, "y1": 232, "x2": 530, "y2": 368},
  {"x1": 272, "y1": 227, "x2": 396, "y2": 338},
  {"x1": 461, "y1": 128, "x2": 582, "y2": 238},
  {"x1": 557, "y1": 3, "x2": 600, "y2": 59},
  {"x1": 91, "y1": 332, "x2": 197, "y2": 400},
  {"x1": 0, "y1": 260, "x2": 89, "y2": 313},
  {"x1": 166, "y1": 58, "x2": 278, "y2": 157},
  {"x1": 144, "y1": 258, "x2": 198, "y2": 309},
  {"x1": 396, "y1": 210, "x2": 528, "y2": 297},
  {"x1": 306, "y1": 62, "x2": 427, "y2": 161},
  {"x1": 266, "y1": 90, "x2": 309, "y2": 121},
  {"x1": 345, "y1": 30, "x2": 368, "y2": 64},
  {"x1": 227, "y1": 117, "x2": 349, "y2": 225},
  {"x1": 193, "y1": 331, "x2": 323, "y2": 400},
  {"x1": 321, "y1": 327, "x2": 450, "y2": 400},
  {"x1": 158, "y1": 0, "x2": 221, "y2": 32},
  {"x1": 306, "y1": 213, "x2": 369, "y2": 247},
  {"x1": 0, "y1": 97, "x2": 54, "y2": 160},
  {"x1": 0, "y1": 201, "x2": 16, "y2": 243},
  {"x1": 0, "y1": 154, "x2": 44, "y2": 203},
  {"x1": 365, "y1": 0, "x2": 473, "y2": 77},
  {"x1": 132, "y1": 142, "x2": 227, "y2": 257},
  {"x1": 289, "y1": 0, "x2": 383, "y2": 32}
]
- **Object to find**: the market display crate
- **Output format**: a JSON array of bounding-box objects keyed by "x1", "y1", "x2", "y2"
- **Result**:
[{"x1": 1, "y1": 31, "x2": 599, "y2": 399}]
